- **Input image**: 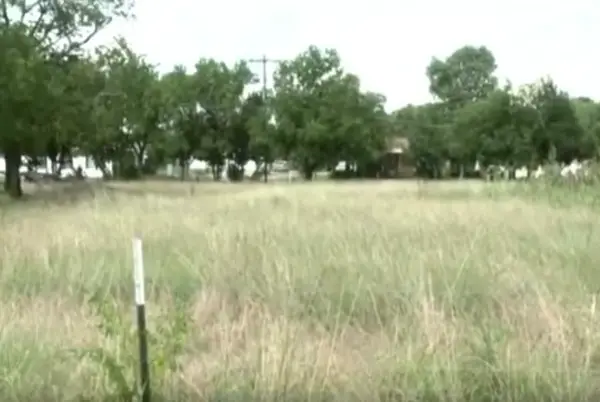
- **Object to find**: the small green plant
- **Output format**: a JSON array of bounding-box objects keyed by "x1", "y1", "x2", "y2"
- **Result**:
[{"x1": 68, "y1": 293, "x2": 190, "y2": 401}]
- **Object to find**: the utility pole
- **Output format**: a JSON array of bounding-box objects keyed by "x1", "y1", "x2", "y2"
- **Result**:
[
  {"x1": 247, "y1": 55, "x2": 284, "y2": 182},
  {"x1": 248, "y1": 55, "x2": 283, "y2": 98}
]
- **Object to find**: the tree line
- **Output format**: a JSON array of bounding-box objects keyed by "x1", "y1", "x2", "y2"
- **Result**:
[
  {"x1": 1, "y1": 0, "x2": 600, "y2": 199},
  {"x1": 397, "y1": 46, "x2": 600, "y2": 179}
]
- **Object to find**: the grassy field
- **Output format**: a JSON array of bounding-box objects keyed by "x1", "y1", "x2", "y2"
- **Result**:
[{"x1": 1, "y1": 179, "x2": 600, "y2": 400}]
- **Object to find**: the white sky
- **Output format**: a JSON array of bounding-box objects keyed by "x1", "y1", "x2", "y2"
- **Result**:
[{"x1": 92, "y1": 0, "x2": 599, "y2": 111}]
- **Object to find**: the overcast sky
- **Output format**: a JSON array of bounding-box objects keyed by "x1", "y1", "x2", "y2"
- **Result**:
[{"x1": 92, "y1": 0, "x2": 599, "y2": 110}]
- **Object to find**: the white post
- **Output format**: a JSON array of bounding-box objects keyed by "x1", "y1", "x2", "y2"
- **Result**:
[
  {"x1": 132, "y1": 238, "x2": 146, "y2": 306},
  {"x1": 132, "y1": 237, "x2": 151, "y2": 401}
]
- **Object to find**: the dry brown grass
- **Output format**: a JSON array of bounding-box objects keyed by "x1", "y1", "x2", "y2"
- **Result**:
[{"x1": 1, "y1": 180, "x2": 600, "y2": 400}]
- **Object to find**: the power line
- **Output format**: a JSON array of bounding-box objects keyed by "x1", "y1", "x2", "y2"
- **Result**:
[{"x1": 247, "y1": 55, "x2": 284, "y2": 97}]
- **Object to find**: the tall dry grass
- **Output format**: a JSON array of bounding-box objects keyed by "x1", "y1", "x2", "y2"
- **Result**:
[{"x1": 1, "y1": 180, "x2": 600, "y2": 400}]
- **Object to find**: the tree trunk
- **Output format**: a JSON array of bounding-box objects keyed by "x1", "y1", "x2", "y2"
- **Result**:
[
  {"x1": 211, "y1": 165, "x2": 220, "y2": 181},
  {"x1": 302, "y1": 164, "x2": 315, "y2": 180},
  {"x1": 263, "y1": 160, "x2": 268, "y2": 183},
  {"x1": 4, "y1": 147, "x2": 23, "y2": 198},
  {"x1": 99, "y1": 162, "x2": 108, "y2": 179},
  {"x1": 179, "y1": 159, "x2": 186, "y2": 181},
  {"x1": 57, "y1": 145, "x2": 70, "y2": 177},
  {"x1": 136, "y1": 152, "x2": 145, "y2": 171},
  {"x1": 55, "y1": 161, "x2": 63, "y2": 177},
  {"x1": 228, "y1": 163, "x2": 244, "y2": 181},
  {"x1": 221, "y1": 159, "x2": 229, "y2": 181},
  {"x1": 48, "y1": 153, "x2": 58, "y2": 175}
]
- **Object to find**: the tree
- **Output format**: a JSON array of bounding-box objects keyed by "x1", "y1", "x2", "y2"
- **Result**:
[
  {"x1": 272, "y1": 46, "x2": 345, "y2": 179},
  {"x1": 42, "y1": 53, "x2": 93, "y2": 177},
  {"x1": 521, "y1": 78, "x2": 590, "y2": 163},
  {"x1": 426, "y1": 45, "x2": 499, "y2": 176},
  {"x1": 272, "y1": 46, "x2": 388, "y2": 180},
  {"x1": 231, "y1": 92, "x2": 265, "y2": 180},
  {"x1": 427, "y1": 45, "x2": 498, "y2": 106},
  {"x1": 397, "y1": 103, "x2": 451, "y2": 178},
  {"x1": 246, "y1": 94, "x2": 276, "y2": 182},
  {"x1": 159, "y1": 60, "x2": 255, "y2": 181},
  {"x1": 193, "y1": 59, "x2": 254, "y2": 180},
  {"x1": 0, "y1": 0, "x2": 133, "y2": 197},
  {"x1": 335, "y1": 88, "x2": 390, "y2": 177},
  {"x1": 452, "y1": 89, "x2": 527, "y2": 169},
  {"x1": 0, "y1": 25, "x2": 47, "y2": 196},
  {"x1": 160, "y1": 65, "x2": 204, "y2": 180},
  {"x1": 571, "y1": 97, "x2": 600, "y2": 158},
  {"x1": 93, "y1": 38, "x2": 164, "y2": 178},
  {"x1": 81, "y1": 53, "x2": 128, "y2": 178}
]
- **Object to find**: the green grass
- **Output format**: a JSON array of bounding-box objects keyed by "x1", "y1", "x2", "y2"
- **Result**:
[{"x1": 1, "y1": 179, "x2": 600, "y2": 401}]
